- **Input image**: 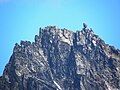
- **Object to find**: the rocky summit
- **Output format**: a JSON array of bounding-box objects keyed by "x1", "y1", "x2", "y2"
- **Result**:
[{"x1": 0, "y1": 24, "x2": 120, "y2": 90}]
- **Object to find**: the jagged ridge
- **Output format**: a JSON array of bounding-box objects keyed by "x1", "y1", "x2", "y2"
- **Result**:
[{"x1": 0, "y1": 24, "x2": 120, "y2": 90}]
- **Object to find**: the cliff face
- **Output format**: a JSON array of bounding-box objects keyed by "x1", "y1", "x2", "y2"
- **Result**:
[{"x1": 0, "y1": 24, "x2": 120, "y2": 90}]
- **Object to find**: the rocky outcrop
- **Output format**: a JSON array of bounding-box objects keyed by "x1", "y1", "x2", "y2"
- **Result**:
[{"x1": 0, "y1": 24, "x2": 120, "y2": 90}]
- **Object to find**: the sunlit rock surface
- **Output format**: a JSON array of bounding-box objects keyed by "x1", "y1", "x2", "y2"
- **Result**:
[{"x1": 0, "y1": 24, "x2": 120, "y2": 90}]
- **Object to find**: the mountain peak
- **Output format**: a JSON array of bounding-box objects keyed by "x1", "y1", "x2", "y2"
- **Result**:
[{"x1": 0, "y1": 24, "x2": 120, "y2": 90}]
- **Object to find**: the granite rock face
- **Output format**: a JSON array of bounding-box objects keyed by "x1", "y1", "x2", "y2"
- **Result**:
[{"x1": 0, "y1": 24, "x2": 120, "y2": 90}]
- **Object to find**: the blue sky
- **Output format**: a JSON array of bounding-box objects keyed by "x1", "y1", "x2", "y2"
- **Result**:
[{"x1": 0, "y1": 0, "x2": 120, "y2": 75}]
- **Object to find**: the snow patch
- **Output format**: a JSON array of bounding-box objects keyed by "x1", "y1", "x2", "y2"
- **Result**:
[
  {"x1": 50, "y1": 40, "x2": 52, "y2": 43},
  {"x1": 53, "y1": 80, "x2": 62, "y2": 90},
  {"x1": 92, "y1": 40, "x2": 96, "y2": 46},
  {"x1": 15, "y1": 70, "x2": 21, "y2": 76}
]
